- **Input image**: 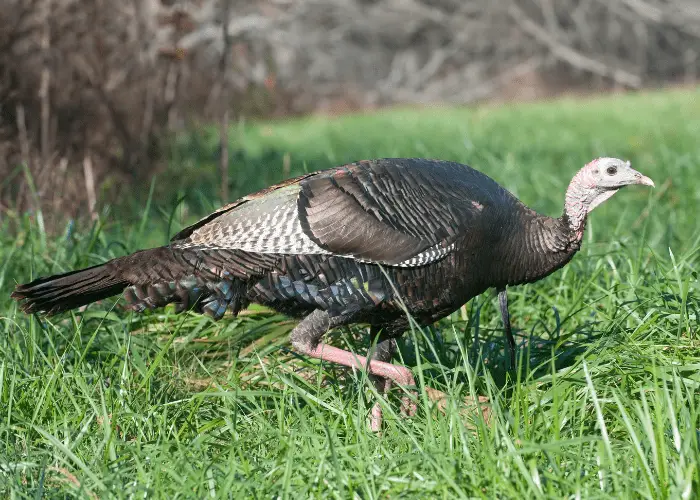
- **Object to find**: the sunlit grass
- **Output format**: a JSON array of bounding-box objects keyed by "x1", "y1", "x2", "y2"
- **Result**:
[{"x1": 1, "y1": 88, "x2": 699, "y2": 497}]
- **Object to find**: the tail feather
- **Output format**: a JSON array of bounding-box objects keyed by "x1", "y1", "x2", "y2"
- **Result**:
[
  {"x1": 11, "y1": 246, "x2": 258, "y2": 318},
  {"x1": 12, "y1": 261, "x2": 129, "y2": 315}
]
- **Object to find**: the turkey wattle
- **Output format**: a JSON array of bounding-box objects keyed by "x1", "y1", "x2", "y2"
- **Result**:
[{"x1": 12, "y1": 157, "x2": 654, "y2": 429}]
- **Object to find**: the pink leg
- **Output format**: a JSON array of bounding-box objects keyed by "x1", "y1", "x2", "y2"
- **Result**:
[
  {"x1": 291, "y1": 311, "x2": 490, "y2": 431},
  {"x1": 370, "y1": 377, "x2": 391, "y2": 432},
  {"x1": 295, "y1": 342, "x2": 417, "y2": 419},
  {"x1": 368, "y1": 336, "x2": 397, "y2": 431},
  {"x1": 290, "y1": 310, "x2": 416, "y2": 431}
]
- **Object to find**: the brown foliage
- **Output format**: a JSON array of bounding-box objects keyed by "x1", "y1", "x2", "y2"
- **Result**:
[
  {"x1": 0, "y1": 0, "x2": 278, "y2": 228},
  {"x1": 0, "y1": 0, "x2": 181, "y2": 227}
]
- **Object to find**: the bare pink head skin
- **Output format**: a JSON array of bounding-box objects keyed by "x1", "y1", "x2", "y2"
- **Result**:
[{"x1": 565, "y1": 157, "x2": 655, "y2": 239}]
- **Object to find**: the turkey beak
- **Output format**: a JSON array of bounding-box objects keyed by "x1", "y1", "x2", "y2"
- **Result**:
[
  {"x1": 629, "y1": 166, "x2": 655, "y2": 187},
  {"x1": 636, "y1": 174, "x2": 655, "y2": 187}
]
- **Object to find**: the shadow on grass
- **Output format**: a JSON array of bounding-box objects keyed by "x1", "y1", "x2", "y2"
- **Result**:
[{"x1": 396, "y1": 318, "x2": 605, "y2": 390}]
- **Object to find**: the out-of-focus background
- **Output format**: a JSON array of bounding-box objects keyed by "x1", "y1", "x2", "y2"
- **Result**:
[{"x1": 2, "y1": 0, "x2": 698, "y2": 230}]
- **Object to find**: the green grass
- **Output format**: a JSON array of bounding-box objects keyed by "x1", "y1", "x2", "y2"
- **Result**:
[{"x1": 2, "y1": 88, "x2": 700, "y2": 498}]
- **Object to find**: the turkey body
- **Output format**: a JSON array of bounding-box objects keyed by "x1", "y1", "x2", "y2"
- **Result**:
[
  {"x1": 13, "y1": 158, "x2": 581, "y2": 339},
  {"x1": 12, "y1": 155, "x2": 655, "y2": 430}
]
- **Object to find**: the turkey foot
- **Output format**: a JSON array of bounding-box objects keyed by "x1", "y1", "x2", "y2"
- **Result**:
[
  {"x1": 369, "y1": 378, "x2": 419, "y2": 431},
  {"x1": 369, "y1": 367, "x2": 392, "y2": 432},
  {"x1": 369, "y1": 337, "x2": 413, "y2": 431}
]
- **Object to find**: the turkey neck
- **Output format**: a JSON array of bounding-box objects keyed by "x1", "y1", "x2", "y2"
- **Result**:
[{"x1": 489, "y1": 208, "x2": 583, "y2": 288}]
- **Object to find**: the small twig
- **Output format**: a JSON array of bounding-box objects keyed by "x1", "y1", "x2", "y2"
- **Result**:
[
  {"x1": 164, "y1": 61, "x2": 181, "y2": 130},
  {"x1": 15, "y1": 104, "x2": 30, "y2": 209},
  {"x1": 52, "y1": 156, "x2": 68, "y2": 214},
  {"x1": 282, "y1": 152, "x2": 291, "y2": 178},
  {"x1": 15, "y1": 104, "x2": 30, "y2": 169},
  {"x1": 83, "y1": 152, "x2": 98, "y2": 221}
]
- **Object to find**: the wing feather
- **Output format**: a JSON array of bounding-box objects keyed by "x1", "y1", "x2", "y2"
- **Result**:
[
  {"x1": 172, "y1": 158, "x2": 515, "y2": 268},
  {"x1": 297, "y1": 159, "x2": 512, "y2": 265}
]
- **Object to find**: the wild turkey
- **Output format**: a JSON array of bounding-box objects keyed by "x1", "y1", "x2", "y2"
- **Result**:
[{"x1": 12, "y1": 157, "x2": 653, "y2": 429}]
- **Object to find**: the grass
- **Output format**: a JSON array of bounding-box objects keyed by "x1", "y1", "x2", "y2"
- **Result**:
[{"x1": 2, "y1": 87, "x2": 700, "y2": 498}]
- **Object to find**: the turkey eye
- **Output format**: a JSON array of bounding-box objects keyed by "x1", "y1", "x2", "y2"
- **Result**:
[{"x1": 606, "y1": 166, "x2": 617, "y2": 175}]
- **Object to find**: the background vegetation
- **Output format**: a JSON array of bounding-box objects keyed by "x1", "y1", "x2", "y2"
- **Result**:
[{"x1": 2, "y1": 88, "x2": 699, "y2": 497}]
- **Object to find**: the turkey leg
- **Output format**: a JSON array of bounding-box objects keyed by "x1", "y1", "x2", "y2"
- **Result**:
[
  {"x1": 498, "y1": 288, "x2": 516, "y2": 370},
  {"x1": 290, "y1": 309, "x2": 417, "y2": 427},
  {"x1": 368, "y1": 335, "x2": 398, "y2": 432}
]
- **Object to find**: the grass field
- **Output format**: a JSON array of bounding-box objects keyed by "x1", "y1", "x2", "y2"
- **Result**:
[{"x1": 2, "y1": 88, "x2": 700, "y2": 498}]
